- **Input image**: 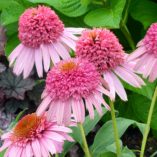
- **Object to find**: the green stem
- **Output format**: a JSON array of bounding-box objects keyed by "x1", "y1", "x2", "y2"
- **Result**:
[
  {"x1": 78, "y1": 123, "x2": 92, "y2": 157},
  {"x1": 110, "y1": 101, "x2": 121, "y2": 157},
  {"x1": 55, "y1": 154, "x2": 59, "y2": 157},
  {"x1": 140, "y1": 86, "x2": 157, "y2": 157},
  {"x1": 120, "y1": 24, "x2": 135, "y2": 50},
  {"x1": 120, "y1": 0, "x2": 135, "y2": 50}
]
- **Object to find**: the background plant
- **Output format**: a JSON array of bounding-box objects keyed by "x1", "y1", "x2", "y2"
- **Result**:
[{"x1": 0, "y1": 0, "x2": 157, "y2": 157}]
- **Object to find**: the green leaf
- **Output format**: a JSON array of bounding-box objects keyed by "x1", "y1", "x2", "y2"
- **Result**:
[
  {"x1": 130, "y1": 0, "x2": 157, "y2": 29},
  {"x1": 91, "y1": 118, "x2": 145, "y2": 155},
  {"x1": 124, "y1": 79, "x2": 157, "y2": 100},
  {"x1": 1, "y1": 1, "x2": 25, "y2": 26},
  {"x1": 84, "y1": 0, "x2": 126, "y2": 28},
  {"x1": 121, "y1": 147, "x2": 136, "y2": 157},
  {"x1": 0, "y1": 0, "x2": 15, "y2": 10},
  {"x1": 99, "y1": 152, "x2": 116, "y2": 157},
  {"x1": 5, "y1": 33, "x2": 20, "y2": 57},
  {"x1": 27, "y1": 0, "x2": 89, "y2": 17},
  {"x1": 127, "y1": 93, "x2": 157, "y2": 130},
  {"x1": 60, "y1": 108, "x2": 108, "y2": 157}
]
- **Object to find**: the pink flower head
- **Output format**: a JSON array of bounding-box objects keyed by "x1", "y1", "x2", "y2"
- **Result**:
[
  {"x1": 0, "y1": 113, "x2": 73, "y2": 157},
  {"x1": 76, "y1": 28, "x2": 145, "y2": 101},
  {"x1": 9, "y1": 5, "x2": 84, "y2": 78},
  {"x1": 129, "y1": 23, "x2": 157, "y2": 82},
  {"x1": 37, "y1": 58, "x2": 110, "y2": 125}
]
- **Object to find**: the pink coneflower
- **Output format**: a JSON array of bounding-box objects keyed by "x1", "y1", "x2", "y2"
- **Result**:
[
  {"x1": 0, "y1": 113, "x2": 73, "y2": 157},
  {"x1": 76, "y1": 28, "x2": 145, "y2": 101},
  {"x1": 37, "y1": 58, "x2": 110, "y2": 125},
  {"x1": 129, "y1": 23, "x2": 157, "y2": 82},
  {"x1": 9, "y1": 5, "x2": 83, "y2": 78}
]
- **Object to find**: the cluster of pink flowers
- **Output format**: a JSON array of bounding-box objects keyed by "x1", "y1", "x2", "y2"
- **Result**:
[{"x1": 1, "y1": 4, "x2": 157, "y2": 157}]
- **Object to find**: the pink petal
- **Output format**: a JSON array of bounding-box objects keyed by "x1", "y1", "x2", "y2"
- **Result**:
[
  {"x1": 60, "y1": 36, "x2": 76, "y2": 51},
  {"x1": 56, "y1": 101, "x2": 65, "y2": 125},
  {"x1": 94, "y1": 92, "x2": 110, "y2": 110},
  {"x1": 72, "y1": 99, "x2": 84, "y2": 123},
  {"x1": 149, "y1": 60, "x2": 157, "y2": 82},
  {"x1": 110, "y1": 72, "x2": 127, "y2": 101},
  {"x1": 48, "y1": 45, "x2": 60, "y2": 64},
  {"x1": 134, "y1": 53, "x2": 150, "y2": 70},
  {"x1": 89, "y1": 95, "x2": 102, "y2": 115},
  {"x1": 137, "y1": 40, "x2": 144, "y2": 47},
  {"x1": 40, "y1": 138, "x2": 56, "y2": 155},
  {"x1": 40, "y1": 45, "x2": 50, "y2": 72},
  {"x1": 44, "y1": 131, "x2": 65, "y2": 142},
  {"x1": 53, "y1": 42, "x2": 70, "y2": 60},
  {"x1": 9, "y1": 44, "x2": 24, "y2": 65},
  {"x1": 13, "y1": 48, "x2": 28, "y2": 76},
  {"x1": 62, "y1": 99, "x2": 72, "y2": 125},
  {"x1": 47, "y1": 101, "x2": 58, "y2": 121},
  {"x1": 114, "y1": 66, "x2": 142, "y2": 87},
  {"x1": 63, "y1": 30, "x2": 78, "y2": 40},
  {"x1": 85, "y1": 97, "x2": 94, "y2": 119},
  {"x1": 96, "y1": 85, "x2": 110, "y2": 97},
  {"x1": 64, "y1": 28, "x2": 84, "y2": 34},
  {"x1": 103, "y1": 72, "x2": 116, "y2": 100},
  {"x1": 25, "y1": 143, "x2": 33, "y2": 157},
  {"x1": 48, "y1": 125, "x2": 72, "y2": 133},
  {"x1": 23, "y1": 49, "x2": 35, "y2": 78},
  {"x1": 40, "y1": 144, "x2": 49, "y2": 157},
  {"x1": 31, "y1": 140, "x2": 41, "y2": 157},
  {"x1": 0, "y1": 141, "x2": 12, "y2": 152},
  {"x1": 142, "y1": 56, "x2": 156, "y2": 78},
  {"x1": 35, "y1": 48, "x2": 43, "y2": 77},
  {"x1": 36, "y1": 96, "x2": 52, "y2": 116},
  {"x1": 128, "y1": 46, "x2": 146, "y2": 61}
]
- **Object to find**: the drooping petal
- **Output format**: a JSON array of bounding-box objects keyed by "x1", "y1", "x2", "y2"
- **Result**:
[
  {"x1": 9, "y1": 44, "x2": 24, "y2": 65},
  {"x1": 36, "y1": 96, "x2": 52, "y2": 116},
  {"x1": 53, "y1": 42, "x2": 70, "y2": 60},
  {"x1": 110, "y1": 72, "x2": 127, "y2": 101},
  {"x1": 34, "y1": 47, "x2": 43, "y2": 77},
  {"x1": 128, "y1": 46, "x2": 146, "y2": 61},
  {"x1": 41, "y1": 45, "x2": 50, "y2": 72}
]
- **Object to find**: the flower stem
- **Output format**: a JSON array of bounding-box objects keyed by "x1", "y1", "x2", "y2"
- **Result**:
[
  {"x1": 55, "y1": 154, "x2": 59, "y2": 157},
  {"x1": 140, "y1": 86, "x2": 157, "y2": 157},
  {"x1": 110, "y1": 100, "x2": 121, "y2": 157},
  {"x1": 120, "y1": 0, "x2": 135, "y2": 50},
  {"x1": 120, "y1": 25, "x2": 135, "y2": 50},
  {"x1": 78, "y1": 123, "x2": 92, "y2": 157}
]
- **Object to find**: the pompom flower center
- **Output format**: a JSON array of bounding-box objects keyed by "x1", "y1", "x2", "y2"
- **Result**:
[
  {"x1": 18, "y1": 6, "x2": 64, "y2": 48},
  {"x1": 76, "y1": 29, "x2": 125, "y2": 73},
  {"x1": 143, "y1": 23, "x2": 157, "y2": 57},
  {"x1": 46, "y1": 59, "x2": 100, "y2": 101},
  {"x1": 60, "y1": 61, "x2": 77, "y2": 72},
  {"x1": 13, "y1": 114, "x2": 41, "y2": 138}
]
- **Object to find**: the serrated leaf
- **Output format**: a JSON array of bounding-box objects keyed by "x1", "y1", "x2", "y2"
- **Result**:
[
  {"x1": 27, "y1": 81, "x2": 45, "y2": 105},
  {"x1": 130, "y1": 0, "x2": 157, "y2": 29},
  {"x1": 91, "y1": 118, "x2": 145, "y2": 155},
  {"x1": 0, "y1": 63, "x2": 6, "y2": 73},
  {"x1": 27, "y1": 0, "x2": 89, "y2": 17},
  {"x1": 5, "y1": 99, "x2": 29, "y2": 113},
  {"x1": 1, "y1": 1, "x2": 25, "y2": 26},
  {"x1": 84, "y1": 0, "x2": 126, "y2": 28},
  {"x1": 0, "y1": 69, "x2": 35, "y2": 100}
]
